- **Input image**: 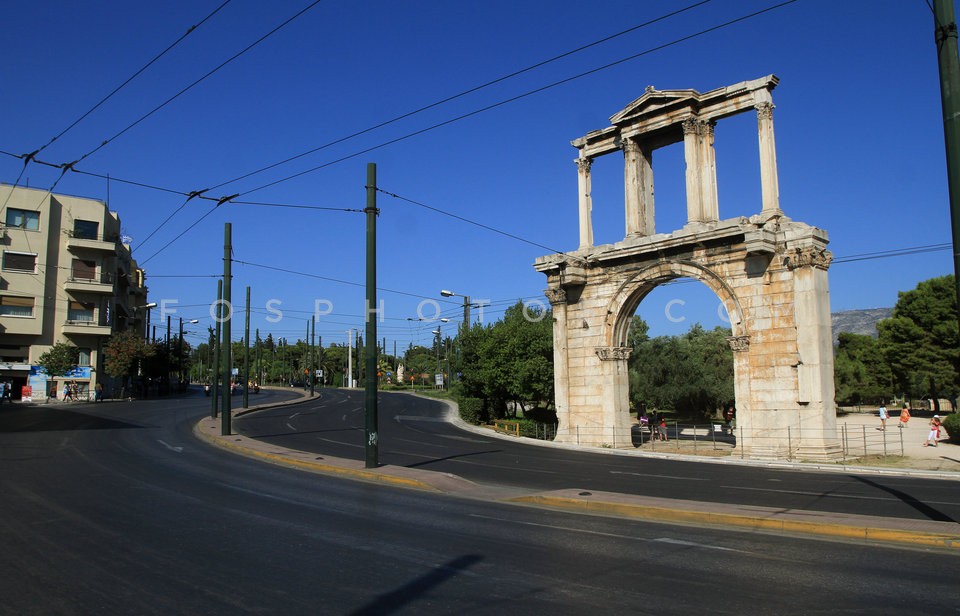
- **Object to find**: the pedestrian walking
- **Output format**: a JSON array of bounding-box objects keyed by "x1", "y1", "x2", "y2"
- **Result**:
[
  {"x1": 94, "y1": 382, "x2": 103, "y2": 402},
  {"x1": 658, "y1": 418, "x2": 668, "y2": 442},
  {"x1": 923, "y1": 415, "x2": 942, "y2": 447},
  {"x1": 898, "y1": 404, "x2": 910, "y2": 428},
  {"x1": 877, "y1": 402, "x2": 888, "y2": 431},
  {"x1": 0, "y1": 380, "x2": 6, "y2": 405}
]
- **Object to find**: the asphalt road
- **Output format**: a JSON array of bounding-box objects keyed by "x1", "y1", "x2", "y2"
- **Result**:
[
  {"x1": 0, "y1": 389, "x2": 957, "y2": 614},
  {"x1": 235, "y1": 388, "x2": 960, "y2": 523}
]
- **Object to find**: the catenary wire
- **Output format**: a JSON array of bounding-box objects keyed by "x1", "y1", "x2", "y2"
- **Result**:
[
  {"x1": 236, "y1": 0, "x2": 799, "y2": 197},
  {"x1": 33, "y1": 1, "x2": 234, "y2": 157},
  {"x1": 3, "y1": 0, "x2": 797, "y2": 251},
  {"x1": 64, "y1": 0, "x2": 326, "y2": 168},
  {"x1": 202, "y1": 0, "x2": 715, "y2": 192}
]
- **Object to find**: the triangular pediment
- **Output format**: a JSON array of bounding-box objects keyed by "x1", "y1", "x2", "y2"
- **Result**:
[{"x1": 610, "y1": 87, "x2": 701, "y2": 125}]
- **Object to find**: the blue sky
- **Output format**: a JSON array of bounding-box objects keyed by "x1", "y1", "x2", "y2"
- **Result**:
[{"x1": 1, "y1": 0, "x2": 954, "y2": 350}]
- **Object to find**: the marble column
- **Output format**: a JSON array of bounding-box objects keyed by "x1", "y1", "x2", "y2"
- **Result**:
[
  {"x1": 682, "y1": 118, "x2": 704, "y2": 224},
  {"x1": 546, "y1": 287, "x2": 569, "y2": 433},
  {"x1": 576, "y1": 156, "x2": 594, "y2": 249},
  {"x1": 623, "y1": 139, "x2": 655, "y2": 237},
  {"x1": 756, "y1": 102, "x2": 782, "y2": 217},
  {"x1": 595, "y1": 346, "x2": 634, "y2": 448},
  {"x1": 699, "y1": 120, "x2": 719, "y2": 222}
]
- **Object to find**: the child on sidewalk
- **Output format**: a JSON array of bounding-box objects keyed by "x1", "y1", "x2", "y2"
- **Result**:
[{"x1": 923, "y1": 415, "x2": 941, "y2": 447}]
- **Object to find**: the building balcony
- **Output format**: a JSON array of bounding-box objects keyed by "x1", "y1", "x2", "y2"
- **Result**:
[
  {"x1": 65, "y1": 231, "x2": 118, "y2": 253},
  {"x1": 62, "y1": 318, "x2": 112, "y2": 337},
  {"x1": 65, "y1": 274, "x2": 115, "y2": 295}
]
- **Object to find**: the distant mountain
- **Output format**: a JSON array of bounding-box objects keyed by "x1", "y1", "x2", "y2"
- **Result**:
[{"x1": 830, "y1": 308, "x2": 893, "y2": 344}]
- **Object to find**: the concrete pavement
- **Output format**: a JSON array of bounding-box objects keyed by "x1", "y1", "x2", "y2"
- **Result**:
[{"x1": 195, "y1": 391, "x2": 960, "y2": 551}]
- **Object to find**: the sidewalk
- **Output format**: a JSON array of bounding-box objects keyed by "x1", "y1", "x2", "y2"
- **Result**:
[{"x1": 835, "y1": 413, "x2": 959, "y2": 473}]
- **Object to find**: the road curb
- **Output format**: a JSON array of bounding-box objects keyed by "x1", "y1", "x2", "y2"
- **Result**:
[
  {"x1": 508, "y1": 490, "x2": 960, "y2": 550},
  {"x1": 194, "y1": 417, "x2": 468, "y2": 493}
]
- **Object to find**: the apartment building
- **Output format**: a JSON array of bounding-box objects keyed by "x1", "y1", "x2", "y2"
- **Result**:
[{"x1": 0, "y1": 184, "x2": 148, "y2": 400}]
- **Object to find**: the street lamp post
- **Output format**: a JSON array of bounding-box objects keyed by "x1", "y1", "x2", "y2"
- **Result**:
[{"x1": 178, "y1": 318, "x2": 199, "y2": 392}]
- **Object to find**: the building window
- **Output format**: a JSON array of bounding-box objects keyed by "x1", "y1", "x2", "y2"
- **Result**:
[
  {"x1": 2, "y1": 251, "x2": 37, "y2": 272},
  {"x1": 78, "y1": 348, "x2": 91, "y2": 366},
  {"x1": 4, "y1": 208, "x2": 40, "y2": 231},
  {"x1": 67, "y1": 301, "x2": 95, "y2": 323},
  {"x1": 73, "y1": 220, "x2": 99, "y2": 240},
  {"x1": 0, "y1": 295, "x2": 34, "y2": 317},
  {"x1": 71, "y1": 258, "x2": 97, "y2": 280}
]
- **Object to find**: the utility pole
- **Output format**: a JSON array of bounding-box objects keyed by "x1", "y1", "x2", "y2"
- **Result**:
[
  {"x1": 243, "y1": 286, "x2": 250, "y2": 409},
  {"x1": 347, "y1": 329, "x2": 354, "y2": 388},
  {"x1": 310, "y1": 318, "x2": 316, "y2": 397},
  {"x1": 221, "y1": 222, "x2": 232, "y2": 436},
  {"x1": 165, "y1": 314, "x2": 171, "y2": 393},
  {"x1": 934, "y1": 0, "x2": 960, "y2": 312},
  {"x1": 211, "y1": 280, "x2": 222, "y2": 419},
  {"x1": 364, "y1": 162, "x2": 379, "y2": 468}
]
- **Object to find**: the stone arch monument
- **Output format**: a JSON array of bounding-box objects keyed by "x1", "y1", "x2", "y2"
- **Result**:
[{"x1": 534, "y1": 75, "x2": 842, "y2": 461}]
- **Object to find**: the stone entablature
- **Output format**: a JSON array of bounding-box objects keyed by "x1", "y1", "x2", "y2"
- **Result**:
[{"x1": 535, "y1": 76, "x2": 841, "y2": 461}]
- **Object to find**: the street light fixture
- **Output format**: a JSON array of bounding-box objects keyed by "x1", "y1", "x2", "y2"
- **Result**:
[
  {"x1": 440, "y1": 290, "x2": 471, "y2": 330},
  {"x1": 134, "y1": 302, "x2": 158, "y2": 340}
]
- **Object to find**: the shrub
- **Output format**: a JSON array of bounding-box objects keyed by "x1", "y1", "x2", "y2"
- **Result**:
[
  {"x1": 941, "y1": 413, "x2": 960, "y2": 444},
  {"x1": 456, "y1": 396, "x2": 485, "y2": 425}
]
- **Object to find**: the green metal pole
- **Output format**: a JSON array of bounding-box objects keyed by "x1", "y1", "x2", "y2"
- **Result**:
[
  {"x1": 934, "y1": 0, "x2": 960, "y2": 311},
  {"x1": 243, "y1": 286, "x2": 250, "y2": 409},
  {"x1": 364, "y1": 162, "x2": 379, "y2": 468},
  {"x1": 178, "y1": 318, "x2": 184, "y2": 392},
  {"x1": 221, "y1": 222, "x2": 232, "y2": 436},
  {"x1": 211, "y1": 279, "x2": 222, "y2": 419}
]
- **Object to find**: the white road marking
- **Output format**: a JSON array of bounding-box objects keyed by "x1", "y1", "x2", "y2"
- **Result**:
[
  {"x1": 611, "y1": 471, "x2": 709, "y2": 481},
  {"x1": 157, "y1": 440, "x2": 183, "y2": 453}
]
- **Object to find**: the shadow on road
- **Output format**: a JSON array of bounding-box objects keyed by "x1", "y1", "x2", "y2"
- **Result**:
[
  {"x1": 349, "y1": 554, "x2": 483, "y2": 616},
  {"x1": 852, "y1": 475, "x2": 957, "y2": 523},
  {"x1": 0, "y1": 406, "x2": 146, "y2": 432}
]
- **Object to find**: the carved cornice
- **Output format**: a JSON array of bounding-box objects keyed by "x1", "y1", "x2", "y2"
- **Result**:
[
  {"x1": 575, "y1": 157, "x2": 592, "y2": 172},
  {"x1": 726, "y1": 335, "x2": 750, "y2": 352},
  {"x1": 544, "y1": 287, "x2": 567, "y2": 305},
  {"x1": 595, "y1": 346, "x2": 633, "y2": 361},
  {"x1": 782, "y1": 246, "x2": 833, "y2": 271},
  {"x1": 756, "y1": 102, "x2": 775, "y2": 121}
]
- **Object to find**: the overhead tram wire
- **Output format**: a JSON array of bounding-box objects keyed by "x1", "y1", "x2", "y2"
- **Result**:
[
  {"x1": 4, "y1": 0, "x2": 794, "y2": 205},
  {"x1": 5, "y1": 0, "x2": 798, "y2": 260},
  {"x1": 61, "y1": 0, "x2": 327, "y2": 169},
  {"x1": 201, "y1": 0, "x2": 715, "y2": 193},
  {"x1": 1, "y1": 3, "x2": 232, "y2": 209},
  {"x1": 232, "y1": 259, "x2": 460, "y2": 303},
  {"x1": 34, "y1": 0, "x2": 234, "y2": 158},
  {"x1": 234, "y1": 0, "x2": 799, "y2": 199},
  {"x1": 376, "y1": 188, "x2": 569, "y2": 256}
]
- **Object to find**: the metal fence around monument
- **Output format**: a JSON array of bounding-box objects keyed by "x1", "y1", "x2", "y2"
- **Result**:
[{"x1": 497, "y1": 420, "x2": 912, "y2": 462}]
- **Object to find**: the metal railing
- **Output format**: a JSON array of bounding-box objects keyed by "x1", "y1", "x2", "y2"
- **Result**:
[
  {"x1": 67, "y1": 272, "x2": 115, "y2": 285},
  {"x1": 520, "y1": 421, "x2": 908, "y2": 462}
]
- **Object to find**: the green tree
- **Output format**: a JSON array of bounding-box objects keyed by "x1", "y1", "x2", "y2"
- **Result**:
[
  {"x1": 834, "y1": 332, "x2": 891, "y2": 406},
  {"x1": 103, "y1": 330, "x2": 156, "y2": 395},
  {"x1": 37, "y1": 342, "x2": 79, "y2": 378},
  {"x1": 877, "y1": 275, "x2": 959, "y2": 405},
  {"x1": 458, "y1": 301, "x2": 553, "y2": 419},
  {"x1": 629, "y1": 321, "x2": 733, "y2": 419}
]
